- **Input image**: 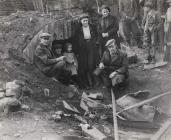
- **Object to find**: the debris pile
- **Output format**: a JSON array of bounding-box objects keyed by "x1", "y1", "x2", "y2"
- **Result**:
[
  {"x1": 50, "y1": 89, "x2": 171, "y2": 139},
  {"x1": 0, "y1": 80, "x2": 32, "y2": 115}
]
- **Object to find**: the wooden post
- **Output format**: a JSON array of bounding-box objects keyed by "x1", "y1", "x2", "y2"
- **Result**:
[{"x1": 111, "y1": 88, "x2": 119, "y2": 140}]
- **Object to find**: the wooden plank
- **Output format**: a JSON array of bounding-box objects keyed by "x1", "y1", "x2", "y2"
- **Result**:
[
  {"x1": 111, "y1": 89, "x2": 119, "y2": 140},
  {"x1": 117, "y1": 90, "x2": 171, "y2": 115},
  {"x1": 151, "y1": 121, "x2": 171, "y2": 140},
  {"x1": 81, "y1": 125, "x2": 107, "y2": 140},
  {"x1": 144, "y1": 61, "x2": 168, "y2": 70}
]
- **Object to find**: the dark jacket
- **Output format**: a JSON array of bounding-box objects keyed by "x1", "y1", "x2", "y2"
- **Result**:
[
  {"x1": 101, "y1": 50, "x2": 128, "y2": 76},
  {"x1": 34, "y1": 44, "x2": 57, "y2": 74},
  {"x1": 98, "y1": 14, "x2": 119, "y2": 41},
  {"x1": 75, "y1": 23, "x2": 99, "y2": 74}
]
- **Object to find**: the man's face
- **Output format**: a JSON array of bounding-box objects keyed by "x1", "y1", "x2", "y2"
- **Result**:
[
  {"x1": 108, "y1": 43, "x2": 117, "y2": 55},
  {"x1": 102, "y1": 9, "x2": 109, "y2": 17},
  {"x1": 40, "y1": 37, "x2": 51, "y2": 46},
  {"x1": 81, "y1": 18, "x2": 89, "y2": 27}
]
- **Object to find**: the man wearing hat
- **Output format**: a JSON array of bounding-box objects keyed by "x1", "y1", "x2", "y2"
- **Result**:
[
  {"x1": 142, "y1": 1, "x2": 162, "y2": 63},
  {"x1": 34, "y1": 33, "x2": 71, "y2": 85},
  {"x1": 119, "y1": 0, "x2": 141, "y2": 48},
  {"x1": 98, "y1": 5, "x2": 120, "y2": 56},
  {"x1": 94, "y1": 39, "x2": 128, "y2": 90},
  {"x1": 75, "y1": 13, "x2": 99, "y2": 89}
]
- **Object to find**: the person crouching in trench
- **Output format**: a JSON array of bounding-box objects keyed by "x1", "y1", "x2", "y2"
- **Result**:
[
  {"x1": 34, "y1": 33, "x2": 71, "y2": 85},
  {"x1": 94, "y1": 39, "x2": 128, "y2": 98}
]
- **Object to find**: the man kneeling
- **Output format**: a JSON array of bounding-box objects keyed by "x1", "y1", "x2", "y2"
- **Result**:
[
  {"x1": 34, "y1": 33, "x2": 71, "y2": 85},
  {"x1": 94, "y1": 39, "x2": 128, "y2": 91}
]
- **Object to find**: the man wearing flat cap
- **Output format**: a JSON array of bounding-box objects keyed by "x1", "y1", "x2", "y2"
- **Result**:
[
  {"x1": 75, "y1": 13, "x2": 99, "y2": 89},
  {"x1": 94, "y1": 39, "x2": 128, "y2": 90},
  {"x1": 98, "y1": 5, "x2": 120, "y2": 56},
  {"x1": 34, "y1": 33, "x2": 71, "y2": 85}
]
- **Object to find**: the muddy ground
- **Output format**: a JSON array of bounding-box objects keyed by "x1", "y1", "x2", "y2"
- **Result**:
[{"x1": 0, "y1": 11, "x2": 171, "y2": 140}]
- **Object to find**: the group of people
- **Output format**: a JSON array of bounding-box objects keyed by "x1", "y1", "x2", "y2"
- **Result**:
[{"x1": 34, "y1": 0, "x2": 171, "y2": 90}]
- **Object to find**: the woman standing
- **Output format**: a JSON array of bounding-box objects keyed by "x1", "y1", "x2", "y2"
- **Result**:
[
  {"x1": 75, "y1": 14, "x2": 99, "y2": 89},
  {"x1": 98, "y1": 5, "x2": 120, "y2": 56}
]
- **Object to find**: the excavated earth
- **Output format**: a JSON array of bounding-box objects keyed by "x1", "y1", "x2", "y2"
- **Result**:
[{"x1": 0, "y1": 11, "x2": 171, "y2": 140}]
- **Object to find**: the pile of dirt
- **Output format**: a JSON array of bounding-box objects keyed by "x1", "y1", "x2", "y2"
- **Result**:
[{"x1": 0, "y1": 11, "x2": 54, "y2": 56}]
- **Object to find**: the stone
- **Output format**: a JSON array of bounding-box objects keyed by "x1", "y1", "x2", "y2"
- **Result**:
[
  {"x1": 44, "y1": 88, "x2": 50, "y2": 97},
  {"x1": 80, "y1": 92, "x2": 105, "y2": 112},
  {"x1": 88, "y1": 92, "x2": 104, "y2": 100},
  {"x1": 21, "y1": 104, "x2": 30, "y2": 111},
  {"x1": 0, "y1": 97, "x2": 21, "y2": 112},
  {"x1": 5, "y1": 80, "x2": 22, "y2": 98},
  {"x1": 63, "y1": 101, "x2": 80, "y2": 113},
  {"x1": 80, "y1": 124, "x2": 107, "y2": 140}
]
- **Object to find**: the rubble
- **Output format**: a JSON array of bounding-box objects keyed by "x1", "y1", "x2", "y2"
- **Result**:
[
  {"x1": 5, "y1": 80, "x2": 23, "y2": 98},
  {"x1": 80, "y1": 124, "x2": 107, "y2": 140},
  {"x1": 80, "y1": 92, "x2": 106, "y2": 112},
  {"x1": 44, "y1": 88, "x2": 50, "y2": 97},
  {"x1": 88, "y1": 92, "x2": 104, "y2": 100},
  {"x1": 63, "y1": 100, "x2": 80, "y2": 114}
]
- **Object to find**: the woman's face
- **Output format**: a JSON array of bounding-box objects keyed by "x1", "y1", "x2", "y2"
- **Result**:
[
  {"x1": 81, "y1": 18, "x2": 89, "y2": 27},
  {"x1": 102, "y1": 9, "x2": 109, "y2": 17}
]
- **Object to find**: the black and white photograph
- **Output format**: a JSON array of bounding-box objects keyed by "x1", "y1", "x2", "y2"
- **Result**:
[{"x1": 0, "y1": 0, "x2": 171, "y2": 140}]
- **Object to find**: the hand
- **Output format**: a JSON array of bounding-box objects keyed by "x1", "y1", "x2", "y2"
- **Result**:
[
  {"x1": 102, "y1": 33, "x2": 109, "y2": 38},
  {"x1": 109, "y1": 71, "x2": 117, "y2": 79},
  {"x1": 59, "y1": 56, "x2": 66, "y2": 61},
  {"x1": 99, "y1": 63, "x2": 105, "y2": 69}
]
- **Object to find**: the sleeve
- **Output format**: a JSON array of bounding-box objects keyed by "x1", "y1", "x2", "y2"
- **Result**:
[
  {"x1": 108, "y1": 16, "x2": 119, "y2": 36},
  {"x1": 116, "y1": 53, "x2": 128, "y2": 74},
  {"x1": 35, "y1": 47, "x2": 57, "y2": 65}
]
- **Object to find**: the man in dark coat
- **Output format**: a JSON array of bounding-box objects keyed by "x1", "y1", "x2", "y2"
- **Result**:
[
  {"x1": 94, "y1": 39, "x2": 128, "y2": 89},
  {"x1": 98, "y1": 5, "x2": 120, "y2": 56},
  {"x1": 34, "y1": 33, "x2": 71, "y2": 85},
  {"x1": 119, "y1": 0, "x2": 141, "y2": 47},
  {"x1": 75, "y1": 14, "x2": 99, "y2": 89}
]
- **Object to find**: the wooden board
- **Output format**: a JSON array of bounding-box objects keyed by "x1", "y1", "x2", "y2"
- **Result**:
[{"x1": 144, "y1": 61, "x2": 168, "y2": 70}]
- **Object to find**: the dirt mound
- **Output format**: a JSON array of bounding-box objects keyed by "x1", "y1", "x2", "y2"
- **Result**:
[{"x1": 0, "y1": 11, "x2": 54, "y2": 56}]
